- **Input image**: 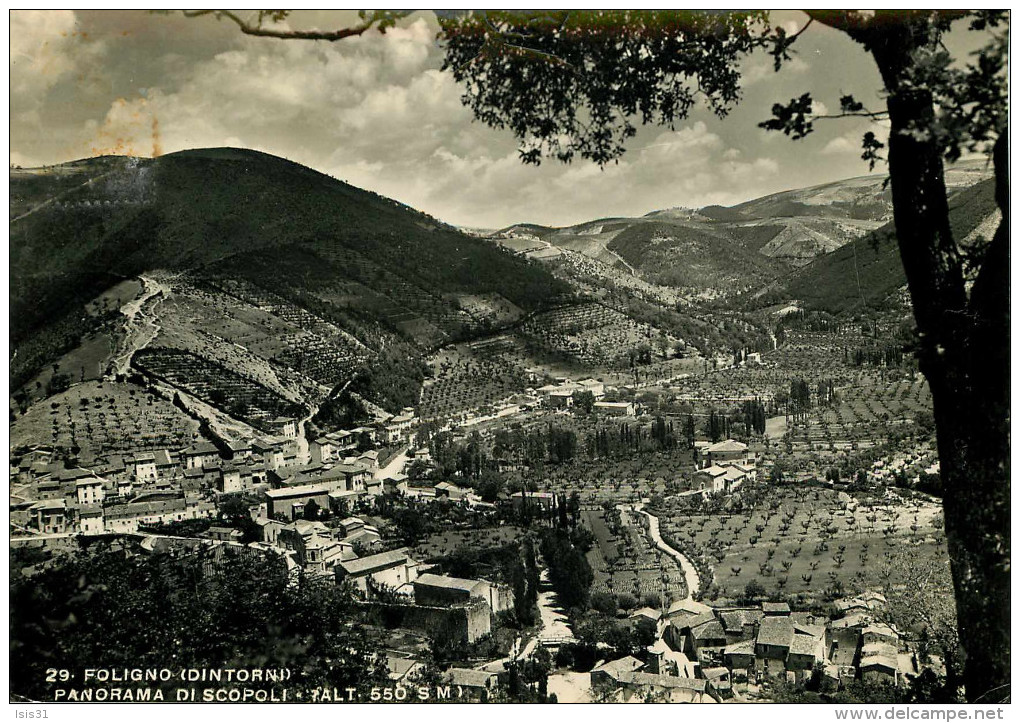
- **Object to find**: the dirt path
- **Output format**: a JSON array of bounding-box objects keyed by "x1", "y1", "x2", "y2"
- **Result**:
[
  {"x1": 10, "y1": 168, "x2": 122, "y2": 224},
  {"x1": 626, "y1": 502, "x2": 702, "y2": 600},
  {"x1": 109, "y1": 274, "x2": 169, "y2": 378},
  {"x1": 537, "y1": 568, "x2": 577, "y2": 646},
  {"x1": 605, "y1": 247, "x2": 638, "y2": 276},
  {"x1": 374, "y1": 446, "x2": 409, "y2": 480}
]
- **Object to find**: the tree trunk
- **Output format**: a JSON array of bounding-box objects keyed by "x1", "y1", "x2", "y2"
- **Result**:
[{"x1": 870, "y1": 40, "x2": 1010, "y2": 703}]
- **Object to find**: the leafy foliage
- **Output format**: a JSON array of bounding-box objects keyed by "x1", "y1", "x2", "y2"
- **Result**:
[
  {"x1": 539, "y1": 528, "x2": 594, "y2": 610},
  {"x1": 441, "y1": 11, "x2": 777, "y2": 165},
  {"x1": 10, "y1": 543, "x2": 385, "y2": 701}
]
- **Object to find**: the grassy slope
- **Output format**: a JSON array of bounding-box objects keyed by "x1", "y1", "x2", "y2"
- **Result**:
[
  {"x1": 607, "y1": 219, "x2": 788, "y2": 288},
  {"x1": 785, "y1": 179, "x2": 998, "y2": 313},
  {"x1": 10, "y1": 148, "x2": 569, "y2": 379}
]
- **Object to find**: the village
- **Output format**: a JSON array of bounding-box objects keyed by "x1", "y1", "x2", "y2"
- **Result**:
[{"x1": 10, "y1": 340, "x2": 949, "y2": 703}]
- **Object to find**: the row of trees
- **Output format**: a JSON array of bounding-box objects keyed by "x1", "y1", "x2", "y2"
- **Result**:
[
  {"x1": 539, "y1": 527, "x2": 595, "y2": 611},
  {"x1": 846, "y1": 344, "x2": 908, "y2": 368}
]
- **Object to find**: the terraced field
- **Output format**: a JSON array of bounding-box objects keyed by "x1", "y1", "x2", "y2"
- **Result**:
[
  {"x1": 581, "y1": 506, "x2": 687, "y2": 603},
  {"x1": 132, "y1": 347, "x2": 306, "y2": 433},
  {"x1": 197, "y1": 279, "x2": 371, "y2": 387},
  {"x1": 420, "y1": 339, "x2": 531, "y2": 422},
  {"x1": 518, "y1": 302, "x2": 678, "y2": 369}
]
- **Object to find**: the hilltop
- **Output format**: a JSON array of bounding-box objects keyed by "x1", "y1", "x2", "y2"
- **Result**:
[
  {"x1": 487, "y1": 160, "x2": 992, "y2": 296},
  {"x1": 10, "y1": 148, "x2": 571, "y2": 395}
]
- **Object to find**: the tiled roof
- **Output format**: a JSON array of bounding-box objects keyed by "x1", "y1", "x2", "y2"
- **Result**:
[
  {"x1": 415, "y1": 573, "x2": 484, "y2": 593},
  {"x1": 445, "y1": 668, "x2": 495, "y2": 688},
  {"x1": 593, "y1": 656, "x2": 644, "y2": 676},
  {"x1": 723, "y1": 639, "x2": 755, "y2": 656},
  {"x1": 789, "y1": 633, "x2": 823, "y2": 657},
  {"x1": 616, "y1": 671, "x2": 706, "y2": 691},
  {"x1": 720, "y1": 609, "x2": 763, "y2": 632},
  {"x1": 860, "y1": 653, "x2": 898, "y2": 671},
  {"x1": 667, "y1": 599, "x2": 713, "y2": 616},
  {"x1": 265, "y1": 483, "x2": 328, "y2": 498},
  {"x1": 691, "y1": 620, "x2": 726, "y2": 641},
  {"x1": 338, "y1": 548, "x2": 411, "y2": 576},
  {"x1": 629, "y1": 607, "x2": 661, "y2": 621},
  {"x1": 183, "y1": 442, "x2": 219, "y2": 456},
  {"x1": 674, "y1": 611, "x2": 717, "y2": 631},
  {"x1": 699, "y1": 465, "x2": 729, "y2": 478},
  {"x1": 706, "y1": 439, "x2": 748, "y2": 453},
  {"x1": 756, "y1": 616, "x2": 794, "y2": 648}
]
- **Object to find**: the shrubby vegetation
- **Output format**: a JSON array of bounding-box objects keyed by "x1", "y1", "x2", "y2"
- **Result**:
[{"x1": 10, "y1": 542, "x2": 386, "y2": 701}]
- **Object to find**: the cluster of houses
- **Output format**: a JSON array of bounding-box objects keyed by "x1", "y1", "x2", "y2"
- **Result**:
[
  {"x1": 9, "y1": 417, "x2": 393, "y2": 538},
  {"x1": 689, "y1": 439, "x2": 759, "y2": 495},
  {"x1": 591, "y1": 592, "x2": 919, "y2": 702},
  {"x1": 310, "y1": 407, "x2": 418, "y2": 462},
  {"x1": 536, "y1": 378, "x2": 637, "y2": 416},
  {"x1": 11, "y1": 395, "x2": 441, "y2": 537}
]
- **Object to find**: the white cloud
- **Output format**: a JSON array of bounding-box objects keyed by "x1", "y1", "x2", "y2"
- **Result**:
[
  {"x1": 821, "y1": 136, "x2": 857, "y2": 155},
  {"x1": 12, "y1": 11, "x2": 882, "y2": 227},
  {"x1": 742, "y1": 54, "x2": 809, "y2": 87},
  {"x1": 356, "y1": 120, "x2": 784, "y2": 228},
  {"x1": 10, "y1": 11, "x2": 107, "y2": 111}
]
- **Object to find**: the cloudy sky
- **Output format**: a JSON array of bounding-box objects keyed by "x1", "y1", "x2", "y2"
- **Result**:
[{"x1": 9, "y1": 10, "x2": 990, "y2": 228}]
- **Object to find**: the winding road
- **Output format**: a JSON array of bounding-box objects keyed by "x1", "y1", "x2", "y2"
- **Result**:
[{"x1": 625, "y1": 502, "x2": 702, "y2": 600}]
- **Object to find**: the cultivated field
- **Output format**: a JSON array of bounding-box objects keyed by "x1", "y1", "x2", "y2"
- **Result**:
[
  {"x1": 412, "y1": 525, "x2": 527, "y2": 562},
  {"x1": 582, "y1": 506, "x2": 687, "y2": 604},
  {"x1": 652, "y1": 486, "x2": 947, "y2": 602},
  {"x1": 518, "y1": 302, "x2": 679, "y2": 369},
  {"x1": 420, "y1": 340, "x2": 531, "y2": 422},
  {"x1": 160, "y1": 281, "x2": 368, "y2": 390},
  {"x1": 132, "y1": 347, "x2": 306, "y2": 432},
  {"x1": 10, "y1": 380, "x2": 202, "y2": 462}
]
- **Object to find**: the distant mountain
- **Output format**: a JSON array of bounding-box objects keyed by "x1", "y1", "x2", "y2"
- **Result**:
[
  {"x1": 10, "y1": 148, "x2": 570, "y2": 392},
  {"x1": 487, "y1": 160, "x2": 992, "y2": 294},
  {"x1": 783, "y1": 177, "x2": 999, "y2": 313}
]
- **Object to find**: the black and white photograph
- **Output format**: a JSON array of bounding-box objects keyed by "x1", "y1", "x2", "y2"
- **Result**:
[{"x1": 8, "y1": 8, "x2": 1011, "y2": 709}]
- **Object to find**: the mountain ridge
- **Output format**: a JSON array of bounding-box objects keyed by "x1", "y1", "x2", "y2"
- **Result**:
[{"x1": 10, "y1": 147, "x2": 571, "y2": 396}]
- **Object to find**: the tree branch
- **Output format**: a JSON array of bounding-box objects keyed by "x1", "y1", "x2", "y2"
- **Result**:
[
  {"x1": 179, "y1": 10, "x2": 398, "y2": 41},
  {"x1": 803, "y1": 10, "x2": 875, "y2": 42},
  {"x1": 785, "y1": 16, "x2": 815, "y2": 45},
  {"x1": 812, "y1": 111, "x2": 890, "y2": 121}
]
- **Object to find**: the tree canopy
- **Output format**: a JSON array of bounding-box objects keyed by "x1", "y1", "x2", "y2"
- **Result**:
[{"x1": 10, "y1": 542, "x2": 385, "y2": 701}]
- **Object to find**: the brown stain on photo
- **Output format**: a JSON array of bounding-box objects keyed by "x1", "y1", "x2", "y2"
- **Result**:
[
  {"x1": 151, "y1": 115, "x2": 163, "y2": 157},
  {"x1": 86, "y1": 96, "x2": 164, "y2": 159}
]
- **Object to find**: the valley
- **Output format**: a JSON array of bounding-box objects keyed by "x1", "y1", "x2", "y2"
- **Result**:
[{"x1": 9, "y1": 148, "x2": 993, "y2": 705}]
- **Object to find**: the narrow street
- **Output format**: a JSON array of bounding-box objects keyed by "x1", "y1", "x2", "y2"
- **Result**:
[
  {"x1": 472, "y1": 565, "x2": 588, "y2": 700},
  {"x1": 536, "y1": 567, "x2": 590, "y2": 702},
  {"x1": 536, "y1": 569, "x2": 576, "y2": 646},
  {"x1": 374, "y1": 445, "x2": 409, "y2": 480}
]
